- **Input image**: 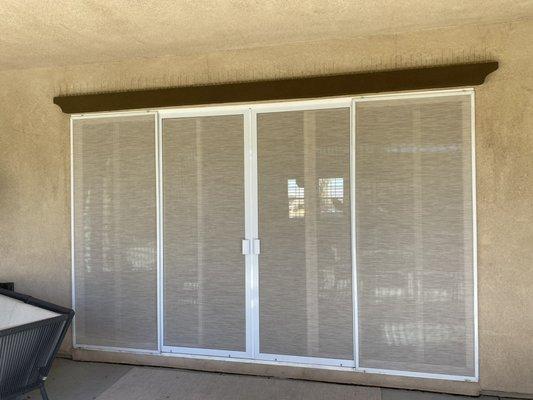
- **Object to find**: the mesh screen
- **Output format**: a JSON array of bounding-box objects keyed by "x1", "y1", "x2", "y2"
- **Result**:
[
  {"x1": 72, "y1": 115, "x2": 158, "y2": 350},
  {"x1": 162, "y1": 115, "x2": 246, "y2": 352},
  {"x1": 355, "y1": 95, "x2": 475, "y2": 376},
  {"x1": 257, "y1": 108, "x2": 354, "y2": 360}
]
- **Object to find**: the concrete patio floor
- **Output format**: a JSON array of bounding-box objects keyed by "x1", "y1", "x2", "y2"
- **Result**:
[{"x1": 20, "y1": 358, "x2": 510, "y2": 400}]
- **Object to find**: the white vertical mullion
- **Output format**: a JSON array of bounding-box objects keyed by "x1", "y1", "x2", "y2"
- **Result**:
[
  {"x1": 471, "y1": 91, "x2": 479, "y2": 381},
  {"x1": 350, "y1": 99, "x2": 359, "y2": 369},
  {"x1": 244, "y1": 110, "x2": 254, "y2": 358},
  {"x1": 250, "y1": 109, "x2": 260, "y2": 358},
  {"x1": 156, "y1": 112, "x2": 164, "y2": 353},
  {"x1": 70, "y1": 116, "x2": 77, "y2": 347}
]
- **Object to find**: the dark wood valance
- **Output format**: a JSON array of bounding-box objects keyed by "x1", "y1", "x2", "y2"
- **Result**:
[{"x1": 54, "y1": 62, "x2": 498, "y2": 114}]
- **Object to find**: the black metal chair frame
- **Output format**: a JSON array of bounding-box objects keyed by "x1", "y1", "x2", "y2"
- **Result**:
[{"x1": 0, "y1": 288, "x2": 74, "y2": 400}]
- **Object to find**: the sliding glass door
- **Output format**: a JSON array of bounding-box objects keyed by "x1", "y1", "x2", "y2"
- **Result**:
[
  {"x1": 72, "y1": 91, "x2": 477, "y2": 380},
  {"x1": 161, "y1": 112, "x2": 250, "y2": 357},
  {"x1": 72, "y1": 114, "x2": 158, "y2": 351},
  {"x1": 159, "y1": 104, "x2": 356, "y2": 365},
  {"x1": 355, "y1": 94, "x2": 476, "y2": 377},
  {"x1": 254, "y1": 106, "x2": 354, "y2": 366}
]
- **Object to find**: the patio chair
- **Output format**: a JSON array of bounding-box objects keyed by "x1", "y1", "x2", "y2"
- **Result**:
[{"x1": 0, "y1": 287, "x2": 74, "y2": 400}]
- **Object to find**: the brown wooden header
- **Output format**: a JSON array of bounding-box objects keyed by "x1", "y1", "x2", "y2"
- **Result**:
[{"x1": 54, "y1": 62, "x2": 498, "y2": 114}]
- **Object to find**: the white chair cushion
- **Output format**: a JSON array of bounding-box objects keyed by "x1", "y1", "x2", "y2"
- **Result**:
[{"x1": 0, "y1": 294, "x2": 60, "y2": 331}]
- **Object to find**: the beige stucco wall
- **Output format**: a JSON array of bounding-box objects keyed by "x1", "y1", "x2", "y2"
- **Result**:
[{"x1": 0, "y1": 18, "x2": 531, "y2": 396}]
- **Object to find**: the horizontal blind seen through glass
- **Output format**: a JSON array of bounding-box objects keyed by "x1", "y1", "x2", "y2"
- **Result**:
[
  {"x1": 257, "y1": 108, "x2": 353, "y2": 361},
  {"x1": 72, "y1": 115, "x2": 158, "y2": 350},
  {"x1": 356, "y1": 94, "x2": 475, "y2": 376}
]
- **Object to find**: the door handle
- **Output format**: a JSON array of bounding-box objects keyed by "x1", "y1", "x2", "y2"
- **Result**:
[
  {"x1": 253, "y1": 239, "x2": 261, "y2": 255},
  {"x1": 243, "y1": 239, "x2": 260, "y2": 255},
  {"x1": 242, "y1": 239, "x2": 251, "y2": 255}
]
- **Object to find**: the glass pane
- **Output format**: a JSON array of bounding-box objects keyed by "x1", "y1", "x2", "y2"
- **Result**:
[
  {"x1": 356, "y1": 95, "x2": 475, "y2": 376},
  {"x1": 162, "y1": 115, "x2": 246, "y2": 352},
  {"x1": 72, "y1": 115, "x2": 157, "y2": 350},
  {"x1": 257, "y1": 108, "x2": 353, "y2": 360}
]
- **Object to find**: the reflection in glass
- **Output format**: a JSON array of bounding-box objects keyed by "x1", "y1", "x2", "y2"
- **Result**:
[
  {"x1": 288, "y1": 178, "x2": 305, "y2": 218},
  {"x1": 258, "y1": 108, "x2": 353, "y2": 361},
  {"x1": 319, "y1": 177, "x2": 344, "y2": 215}
]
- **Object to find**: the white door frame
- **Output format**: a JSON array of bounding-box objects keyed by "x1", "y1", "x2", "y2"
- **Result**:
[
  {"x1": 250, "y1": 99, "x2": 355, "y2": 368},
  {"x1": 70, "y1": 89, "x2": 478, "y2": 382},
  {"x1": 158, "y1": 107, "x2": 253, "y2": 359}
]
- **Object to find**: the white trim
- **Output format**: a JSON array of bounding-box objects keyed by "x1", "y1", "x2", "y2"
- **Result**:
[
  {"x1": 75, "y1": 344, "x2": 160, "y2": 355},
  {"x1": 358, "y1": 367, "x2": 477, "y2": 383},
  {"x1": 155, "y1": 112, "x2": 163, "y2": 353},
  {"x1": 162, "y1": 346, "x2": 250, "y2": 359},
  {"x1": 73, "y1": 98, "x2": 353, "y2": 119},
  {"x1": 352, "y1": 88, "x2": 474, "y2": 102},
  {"x1": 243, "y1": 110, "x2": 255, "y2": 358},
  {"x1": 256, "y1": 353, "x2": 355, "y2": 368},
  {"x1": 350, "y1": 99, "x2": 359, "y2": 369},
  {"x1": 70, "y1": 110, "x2": 156, "y2": 120},
  {"x1": 161, "y1": 350, "x2": 353, "y2": 372},
  {"x1": 158, "y1": 106, "x2": 251, "y2": 118},
  {"x1": 250, "y1": 108, "x2": 260, "y2": 359},
  {"x1": 69, "y1": 117, "x2": 77, "y2": 347},
  {"x1": 250, "y1": 98, "x2": 352, "y2": 113},
  {"x1": 471, "y1": 91, "x2": 480, "y2": 381}
]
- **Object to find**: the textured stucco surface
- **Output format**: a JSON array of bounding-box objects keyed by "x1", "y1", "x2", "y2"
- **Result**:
[
  {"x1": 0, "y1": 19, "x2": 531, "y2": 395},
  {"x1": 0, "y1": 0, "x2": 532, "y2": 71}
]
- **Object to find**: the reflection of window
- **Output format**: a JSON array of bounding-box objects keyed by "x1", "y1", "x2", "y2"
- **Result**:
[
  {"x1": 288, "y1": 178, "x2": 305, "y2": 218},
  {"x1": 319, "y1": 177, "x2": 344, "y2": 214}
]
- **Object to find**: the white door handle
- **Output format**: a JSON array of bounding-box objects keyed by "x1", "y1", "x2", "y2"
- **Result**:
[
  {"x1": 242, "y1": 239, "x2": 251, "y2": 255},
  {"x1": 253, "y1": 239, "x2": 261, "y2": 255}
]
